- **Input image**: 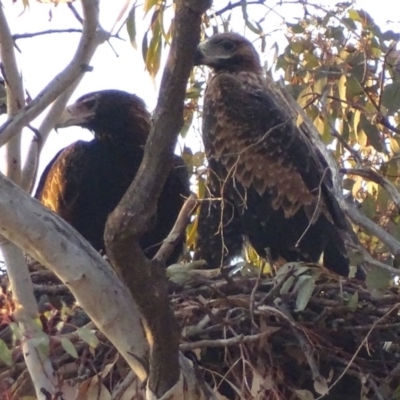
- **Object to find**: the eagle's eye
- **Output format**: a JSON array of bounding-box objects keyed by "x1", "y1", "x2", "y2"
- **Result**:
[
  {"x1": 220, "y1": 40, "x2": 236, "y2": 52},
  {"x1": 81, "y1": 98, "x2": 97, "y2": 110}
]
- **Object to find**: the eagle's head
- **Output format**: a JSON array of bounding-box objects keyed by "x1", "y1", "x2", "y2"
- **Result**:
[
  {"x1": 56, "y1": 90, "x2": 151, "y2": 141},
  {"x1": 194, "y1": 33, "x2": 262, "y2": 74}
]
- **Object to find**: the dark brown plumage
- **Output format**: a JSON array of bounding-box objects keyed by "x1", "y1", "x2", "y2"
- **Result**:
[
  {"x1": 194, "y1": 33, "x2": 350, "y2": 276},
  {"x1": 35, "y1": 90, "x2": 189, "y2": 263}
]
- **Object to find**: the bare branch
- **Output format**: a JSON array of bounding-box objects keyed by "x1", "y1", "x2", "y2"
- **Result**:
[
  {"x1": 0, "y1": 7, "x2": 60, "y2": 398},
  {"x1": 2, "y1": 242, "x2": 59, "y2": 400},
  {"x1": 13, "y1": 29, "x2": 84, "y2": 40},
  {"x1": 105, "y1": 0, "x2": 211, "y2": 397},
  {"x1": 345, "y1": 199, "x2": 400, "y2": 258},
  {"x1": 213, "y1": 0, "x2": 266, "y2": 17},
  {"x1": 180, "y1": 331, "x2": 271, "y2": 350},
  {"x1": 341, "y1": 167, "x2": 400, "y2": 210},
  {"x1": 0, "y1": 2, "x2": 25, "y2": 184},
  {"x1": 20, "y1": 1, "x2": 110, "y2": 192},
  {"x1": 154, "y1": 193, "x2": 198, "y2": 263},
  {"x1": 0, "y1": 173, "x2": 150, "y2": 385},
  {"x1": 0, "y1": 0, "x2": 108, "y2": 149},
  {"x1": 13, "y1": 29, "x2": 125, "y2": 42}
]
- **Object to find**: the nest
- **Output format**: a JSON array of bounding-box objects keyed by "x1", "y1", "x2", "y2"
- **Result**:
[{"x1": 1, "y1": 261, "x2": 400, "y2": 400}]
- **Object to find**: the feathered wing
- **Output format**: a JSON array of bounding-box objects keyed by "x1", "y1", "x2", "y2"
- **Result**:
[
  {"x1": 35, "y1": 141, "x2": 119, "y2": 251},
  {"x1": 202, "y1": 72, "x2": 349, "y2": 275},
  {"x1": 36, "y1": 143, "x2": 190, "y2": 262},
  {"x1": 195, "y1": 159, "x2": 244, "y2": 267},
  {"x1": 35, "y1": 142, "x2": 90, "y2": 223}
]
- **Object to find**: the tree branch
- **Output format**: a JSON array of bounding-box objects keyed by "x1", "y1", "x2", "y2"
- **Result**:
[
  {"x1": 1, "y1": 242, "x2": 59, "y2": 400},
  {"x1": 341, "y1": 167, "x2": 400, "y2": 210},
  {"x1": 0, "y1": 2, "x2": 25, "y2": 184},
  {"x1": 213, "y1": 0, "x2": 265, "y2": 16},
  {"x1": 0, "y1": 6, "x2": 60, "y2": 398},
  {"x1": 20, "y1": 2, "x2": 109, "y2": 194},
  {"x1": 13, "y1": 29, "x2": 124, "y2": 41},
  {"x1": 154, "y1": 193, "x2": 198, "y2": 263},
  {"x1": 105, "y1": 0, "x2": 211, "y2": 397},
  {"x1": 0, "y1": 0, "x2": 108, "y2": 149},
  {"x1": 345, "y1": 199, "x2": 400, "y2": 258},
  {"x1": 0, "y1": 173, "x2": 150, "y2": 385}
]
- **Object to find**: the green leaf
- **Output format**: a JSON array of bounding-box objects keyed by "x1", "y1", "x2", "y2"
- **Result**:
[
  {"x1": 126, "y1": 6, "x2": 137, "y2": 49},
  {"x1": 360, "y1": 195, "x2": 376, "y2": 219},
  {"x1": 359, "y1": 114, "x2": 383, "y2": 152},
  {"x1": 0, "y1": 338, "x2": 12, "y2": 366},
  {"x1": 347, "y1": 291, "x2": 359, "y2": 312},
  {"x1": 287, "y1": 22, "x2": 305, "y2": 34},
  {"x1": 342, "y1": 178, "x2": 355, "y2": 191},
  {"x1": 295, "y1": 276, "x2": 316, "y2": 311},
  {"x1": 382, "y1": 82, "x2": 400, "y2": 114},
  {"x1": 77, "y1": 327, "x2": 99, "y2": 348},
  {"x1": 341, "y1": 17, "x2": 357, "y2": 31},
  {"x1": 365, "y1": 268, "x2": 391, "y2": 293},
  {"x1": 303, "y1": 53, "x2": 319, "y2": 69},
  {"x1": 61, "y1": 337, "x2": 78, "y2": 359},
  {"x1": 291, "y1": 41, "x2": 304, "y2": 54},
  {"x1": 346, "y1": 76, "x2": 363, "y2": 99}
]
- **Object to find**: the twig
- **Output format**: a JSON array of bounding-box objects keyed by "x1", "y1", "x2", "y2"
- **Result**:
[
  {"x1": 180, "y1": 331, "x2": 270, "y2": 351},
  {"x1": 345, "y1": 199, "x2": 400, "y2": 260},
  {"x1": 341, "y1": 167, "x2": 400, "y2": 209},
  {"x1": 213, "y1": 0, "x2": 265, "y2": 17},
  {"x1": 13, "y1": 29, "x2": 124, "y2": 42},
  {"x1": 256, "y1": 264, "x2": 296, "y2": 306},
  {"x1": 154, "y1": 193, "x2": 198, "y2": 263},
  {"x1": 67, "y1": 2, "x2": 83, "y2": 24},
  {"x1": 274, "y1": 298, "x2": 323, "y2": 383},
  {"x1": 14, "y1": 29, "x2": 83, "y2": 40},
  {"x1": 316, "y1": 303, "x2": 400, "y2": 400},
  {"x1": 249, "y1": 265, "x2": 263, "y2": 332},
  {"x1": 111, "y1": 371, "x2": 136, "y2": 400}
]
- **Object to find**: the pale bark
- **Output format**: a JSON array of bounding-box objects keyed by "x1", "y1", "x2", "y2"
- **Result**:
[
  {"x1": 0, "y1": 4, "x2": 60, "y2": 398},
  {"x1": 0, "y1": 173, "x2": 149, "y2": 385},
  {"x1": 0, "y1": 1, "x2": 25, "y2": 184},
  {"x1": 0, "y1": 0, "x2": 108, "y2": 150},
  {"x1": 2, "y1": 243, "x2": 58, "y2": 400}
]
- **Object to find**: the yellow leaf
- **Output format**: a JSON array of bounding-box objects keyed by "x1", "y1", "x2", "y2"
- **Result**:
[
  {"x1": 313, "y1": 77, "x2": 327, "y2": 96},
  {"x1": 353, "y1": 109, "x2": 361, "y2": 133},
  {"x1": 143, "y1": 0, "x2": 158, "y2": 14},
  {"x1": 338, "y1": 75, "x2": 347, "y2": 107}
]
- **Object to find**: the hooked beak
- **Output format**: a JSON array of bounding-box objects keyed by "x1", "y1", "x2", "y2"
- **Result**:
[
  {"x1": 55, "y1": 103, "x2": 95, "y2": 130},
  {"x1": 193, "y1": 41, "x2": 208, "y2": 66}
]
